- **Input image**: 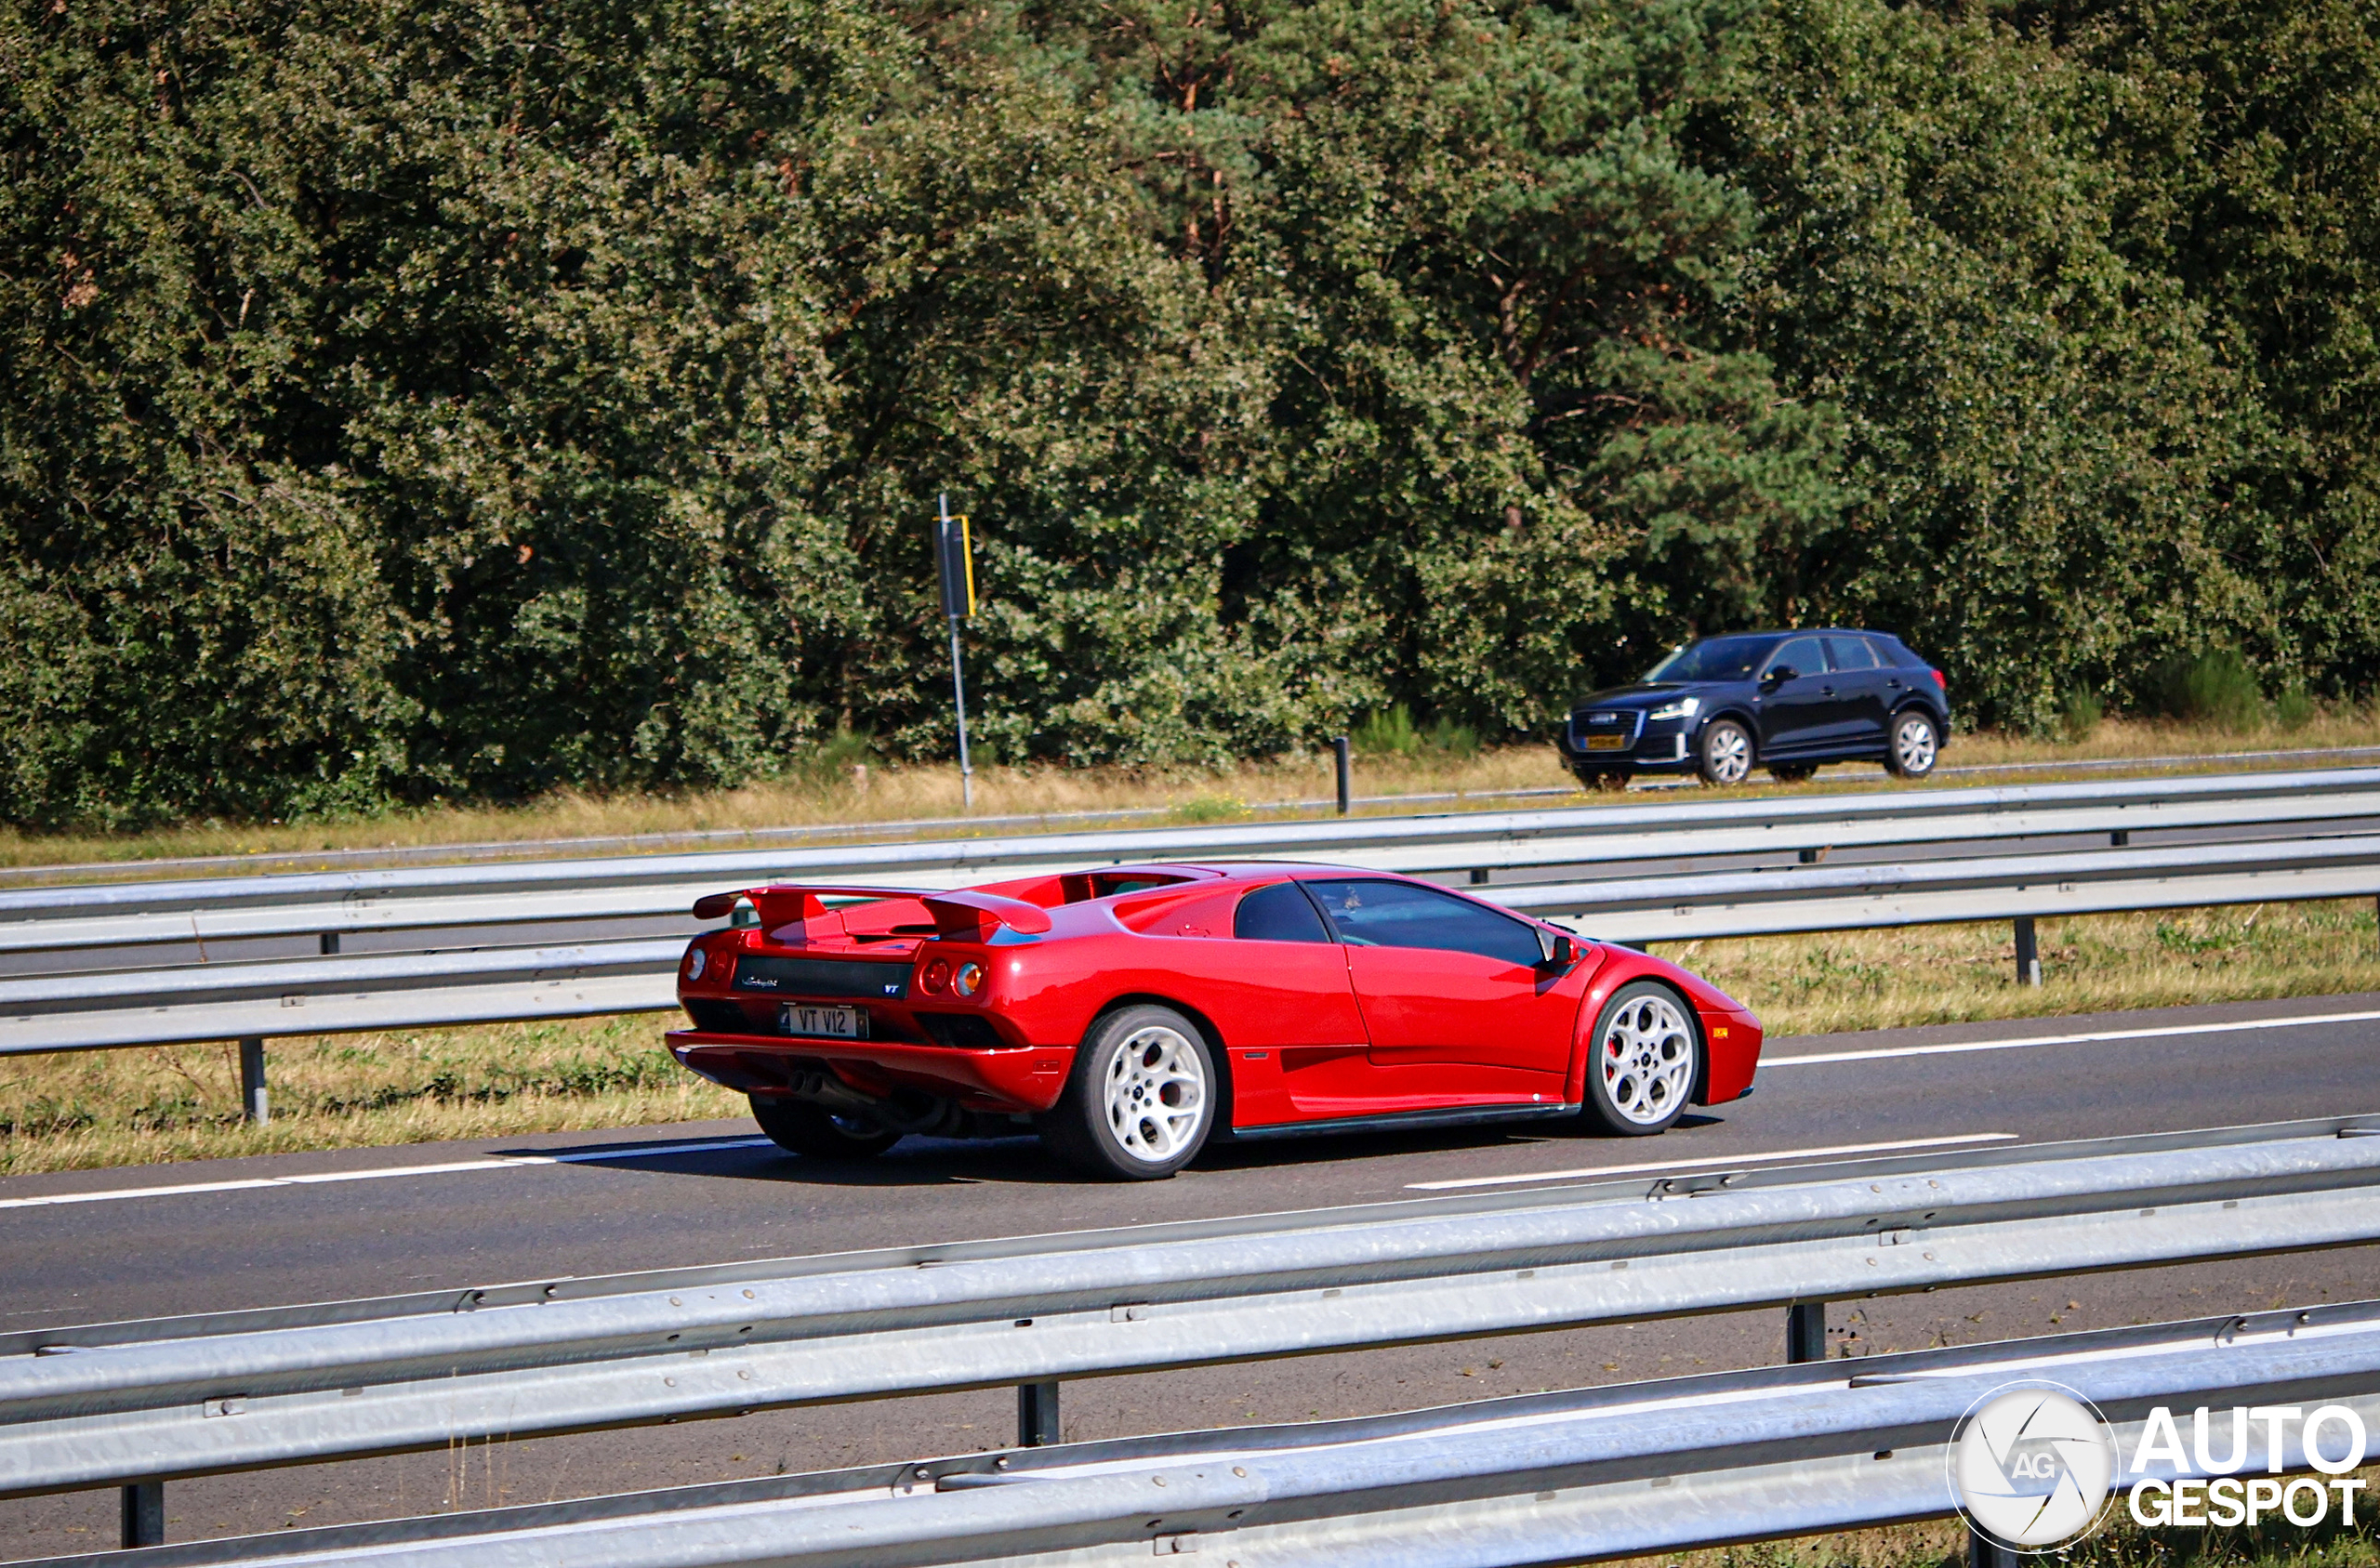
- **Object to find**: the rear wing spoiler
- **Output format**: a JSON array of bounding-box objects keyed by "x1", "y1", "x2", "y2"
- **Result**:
[{"x1": 691, "y1": 885, "x2": 1053, "y2": 940}]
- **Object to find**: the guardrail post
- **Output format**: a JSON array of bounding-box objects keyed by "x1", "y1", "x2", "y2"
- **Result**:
[
  {"x1": 239, "y1": 1037, "x2": 269, "y2": 1124},
  {"x1": 2012, "y1": 917, "x2": 2042, "y2": 987},
  {"x1": 120, "y1": 1482, "x2": 163, "y2": 1547},
  {"x1": 1470, "y1": 869, "x2": 1489, "y2": 885},
  {"x1": 319, "y1": 933, "x2": 339, "y2": 955},
  {"x1": 1967, "y1": 1528, "x2": 2019, "y2": 1568},
  {"x1": 2110, "y1": 830, "x2": 2129, "y2": 848},
  {"x1": 1017, "y1": 1380, "x2": 1061, "y2": 1446},
  {"x1": 1332, "y1": 737, "x2": 1352, "y2": 816},
  {"x1": 1785, "y1": 1301, "x2": 1826, "y2": 1364}
]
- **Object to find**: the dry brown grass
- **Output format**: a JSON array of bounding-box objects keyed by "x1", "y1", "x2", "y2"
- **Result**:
[
  {"x1": 4, "y1": 900, "x2": 2374, "y2": 1178},
  {"x1": 0, "y1": 1014, "x2": 735, "y2": 1177},
  {"x1": 3, "y1": 711, "x2": 2376, "y2": 877}
]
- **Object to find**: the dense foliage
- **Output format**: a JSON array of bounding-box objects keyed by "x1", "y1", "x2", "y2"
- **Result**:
[{"x1": 3, "y1": 0, "x2": 2374, "y2": 824}]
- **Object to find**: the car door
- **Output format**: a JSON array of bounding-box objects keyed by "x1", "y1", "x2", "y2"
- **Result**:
[
  {"x1": 1296, "y1": 878, "x2": 1577, "y2": 1091},
  {"x1": 1222, "y1": 879, "x2": 1377, "y2": 1121},
  {"x1": 1822, "y1": 635, "x2": 1891, "y2": 750},
  {"x1": 1755, "y1": 635, "x2": 1834, "y2": 756}
]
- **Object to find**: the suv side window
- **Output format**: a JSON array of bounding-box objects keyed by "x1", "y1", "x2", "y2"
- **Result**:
[
  {"x1": 1825, "y1": 635, "x2": 1881, "y2": 671},
  {"x1": 1233, "y1": 882, "x2": 1332, "y2": 943},
  {"x1": 1298, "y1": 879, "x2": 1544, "y2": 967},
  {"x1": 1765, "y1": 636, "x2": 1827, "y2": 679}
]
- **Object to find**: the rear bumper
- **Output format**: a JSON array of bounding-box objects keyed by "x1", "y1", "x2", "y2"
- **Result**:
[{"x1": 665, "y1": 1030, "x2": 1076, "y2": 1114}]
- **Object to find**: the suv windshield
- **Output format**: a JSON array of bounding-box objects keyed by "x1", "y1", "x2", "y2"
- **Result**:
[{"x1": 1644, "y1": 635, "x2": 1780, "y2": 683}]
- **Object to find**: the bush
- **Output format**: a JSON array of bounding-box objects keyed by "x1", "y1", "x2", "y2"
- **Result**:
[
  {"x1": 2276, "y1": 684, "x2": 2317, "y2": 731},
  {"x1": 2056, "y1": 689, "x2": 2105, "y2": 742},
  {"x1": 1352, "y1": 705, "x2": 1422, "y2": 758},
  {"x1": 2149, "y1": 650, "x2": 2267, "y2": 732},
  {"x1": 1422, "y1": 716, "x2": 1480, "y2": 759}
]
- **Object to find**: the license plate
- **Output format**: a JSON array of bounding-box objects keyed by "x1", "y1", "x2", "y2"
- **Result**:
[
  {"x1": 1583, "y1": 735, "x2": 1630, "y2": 751},
  {"x1": 780, "y1": 1004, "x2": 865, "y2": 1040}
]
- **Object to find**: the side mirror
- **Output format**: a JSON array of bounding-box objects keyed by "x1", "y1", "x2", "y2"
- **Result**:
[
  {"x1": 1537, "y1": 929, "x2": 1575, "y2": 968},
  {"x1": 1764, "y1": 664, "x2": 1798, "y2": 684}
]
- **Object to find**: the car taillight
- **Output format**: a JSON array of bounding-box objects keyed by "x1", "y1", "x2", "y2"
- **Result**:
[
  {"x1": 682, "y1": 945, "x2": 707, "y2": 981},
  {"x1": 954, "y1": 961, "x2": 985, "y2": 997},
  {"x1": 920, "y1": 957, "x2": 951, "y2": 993},
  {"x1": 1930, "y1": 668, "x2": 1946, "y2": 691}
]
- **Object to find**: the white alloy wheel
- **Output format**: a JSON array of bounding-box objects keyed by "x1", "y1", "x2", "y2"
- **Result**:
[
  {"x1": 1103, "y1": 1023, "x2": 1209, "y2": 1165},
  {"x1": 1586, "y1": 985, "x2": 1698, "y2": 1133},
  {"x1": 1890, "y1": 712, "x2": 1939, "y2": 777},
  {"x1": 1699, "y1": 720, "x2": 1752, "y2": 786}
]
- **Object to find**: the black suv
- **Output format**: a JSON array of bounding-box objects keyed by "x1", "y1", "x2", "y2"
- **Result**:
[{"x1": 1557, "y1": 629, "x2": 1949, "y2": 787}]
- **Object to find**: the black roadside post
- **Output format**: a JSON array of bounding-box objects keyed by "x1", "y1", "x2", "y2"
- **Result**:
[
  {"x1": 239, "y1": 1037, "x2": 268, "y2": 1124},
  {"x1": 2013, "y1": 916, "x2": 2042, "y2": 987},
  {"x1": 1332, "y1": 736, "x2": 1352, "y2": 815},
  {"x1": 934, "y1": 494, "x2": 978, "y2": 812},
  {"x1": 1785, "y1": 1301, "x2": 1826, "y2": 1364}
]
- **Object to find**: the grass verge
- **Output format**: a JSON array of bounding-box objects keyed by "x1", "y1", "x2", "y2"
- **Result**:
[
  {"x1": 3, "y1": 712, "x2": 2378, "y2": 875},
  {"x1": 3, "y1": 899, "x2": 2374, "y2": 1178}
]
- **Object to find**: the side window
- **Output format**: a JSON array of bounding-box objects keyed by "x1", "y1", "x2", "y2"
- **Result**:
[
  {"x1": 1299, "y1": 879, "x2": 1543, "y2": 967},
  {"x1": 1825, "y1": 636, "x2": 1881, "y2": 671},
  {"x1": 1765, "y1": 636, "x2": 1826, "y2": 679},
  {"x1": 1233, "y1": 882, "x2": 1332, "y2": 943}
]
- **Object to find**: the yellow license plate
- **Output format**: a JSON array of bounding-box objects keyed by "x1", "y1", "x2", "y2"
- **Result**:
[{"x1": 1583, "y1": 735, "x2": 1630, "y2": 751}]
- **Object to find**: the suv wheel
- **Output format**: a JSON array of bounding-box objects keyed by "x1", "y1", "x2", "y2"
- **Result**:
[
  {"x1": 1696, "y1": 719, "x2": 1753, "y2": 786},
  {"x1": 1885, "y1": 709, "x2": 1940, "y2": 779},
  {"x1": 1038, "y1": 1004, "x2": 1216, "y2": 1179}
]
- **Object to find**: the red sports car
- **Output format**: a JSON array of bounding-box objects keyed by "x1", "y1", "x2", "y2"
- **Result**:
[{"x1": 665, "y1": 863, "x2": 1763, "y2": 1179}]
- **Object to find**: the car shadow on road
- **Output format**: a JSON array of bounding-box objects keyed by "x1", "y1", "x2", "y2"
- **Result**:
[{"x1": 516, "y1": 1113, "x2": 1727, "y2": 1189}]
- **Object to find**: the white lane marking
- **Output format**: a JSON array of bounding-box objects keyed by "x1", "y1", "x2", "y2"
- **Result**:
[
  {"x1": 1405, "y1": 1131, "x2": 2019, "y2": 1192},
  {"x1": 1766, "y1": 1007, "x2": 2380, "y2": 1067},
  {"x1": 0, "y1": 1137, "x2": 778, "y2": 1212}
]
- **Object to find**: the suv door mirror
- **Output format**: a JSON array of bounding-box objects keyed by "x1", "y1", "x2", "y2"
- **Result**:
[
  {"x1": 1536, "y1": 929, "x2": 1575, "y2": 968},
  {"x1": 1763, "y1": 664, "x2": 1798, "y2": 684}
]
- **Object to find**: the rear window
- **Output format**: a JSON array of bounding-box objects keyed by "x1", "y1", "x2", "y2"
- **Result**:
[
  {"x1": 1872, "y1": 635, "x2": 1927, "y2": 668},
  {"x1": 1234, "y1": 882, "x2": 1332, "y2": 943},
  {"x1": 1825, "y1": 636, "x2": 1881, "y2": 671}
]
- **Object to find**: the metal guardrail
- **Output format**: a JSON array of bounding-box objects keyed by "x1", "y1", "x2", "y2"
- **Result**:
[
  {"x1": 6, "y1": 766, "x2": 2378, "y2": 954},
  {"x1": 7, "y1": 826, "x2": 2379, "y2": 1055},
  {"x1": 32, "y1": 1301, "x2": 2380, "y2": 1568},
  {"x1": 7, "y1": 1116, "x2": 2378, "y2": 1502}
]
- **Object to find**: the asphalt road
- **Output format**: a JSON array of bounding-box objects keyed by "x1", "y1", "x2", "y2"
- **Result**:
[{"x1": 7, "y1": 992, "x2": 2380, "y2": 1559}]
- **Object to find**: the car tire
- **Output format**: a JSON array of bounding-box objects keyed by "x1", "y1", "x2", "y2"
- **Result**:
[
  {"x1": 1768, "y1": 764, "x2": 1818, "y2": 783},
  {"x1": 1696, "y1": 719, "x2": 1754, "y2": 786},
  {"x1": 1580, "y1": 982, "x2": 1700, "y2": 1137},
  {"x1": 1038, "y1": 1004, "x2": 1216, "y2": 1179},
  {"x1": 749, "y1": 1095, "x2": 904, "y2": 1159},
  {"x1": 1884, "y1": 708, "x2": 1941, "y2": 779}
]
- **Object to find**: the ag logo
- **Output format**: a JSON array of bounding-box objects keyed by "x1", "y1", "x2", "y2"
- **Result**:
[{"x1": 1949, "y1": 1384, "x2": 2118, "y2": 1550}]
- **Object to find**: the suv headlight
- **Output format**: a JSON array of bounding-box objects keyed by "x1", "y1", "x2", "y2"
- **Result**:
[{"x1": 1647, "y1": 697, "x2": 1700, "y2": 721}]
